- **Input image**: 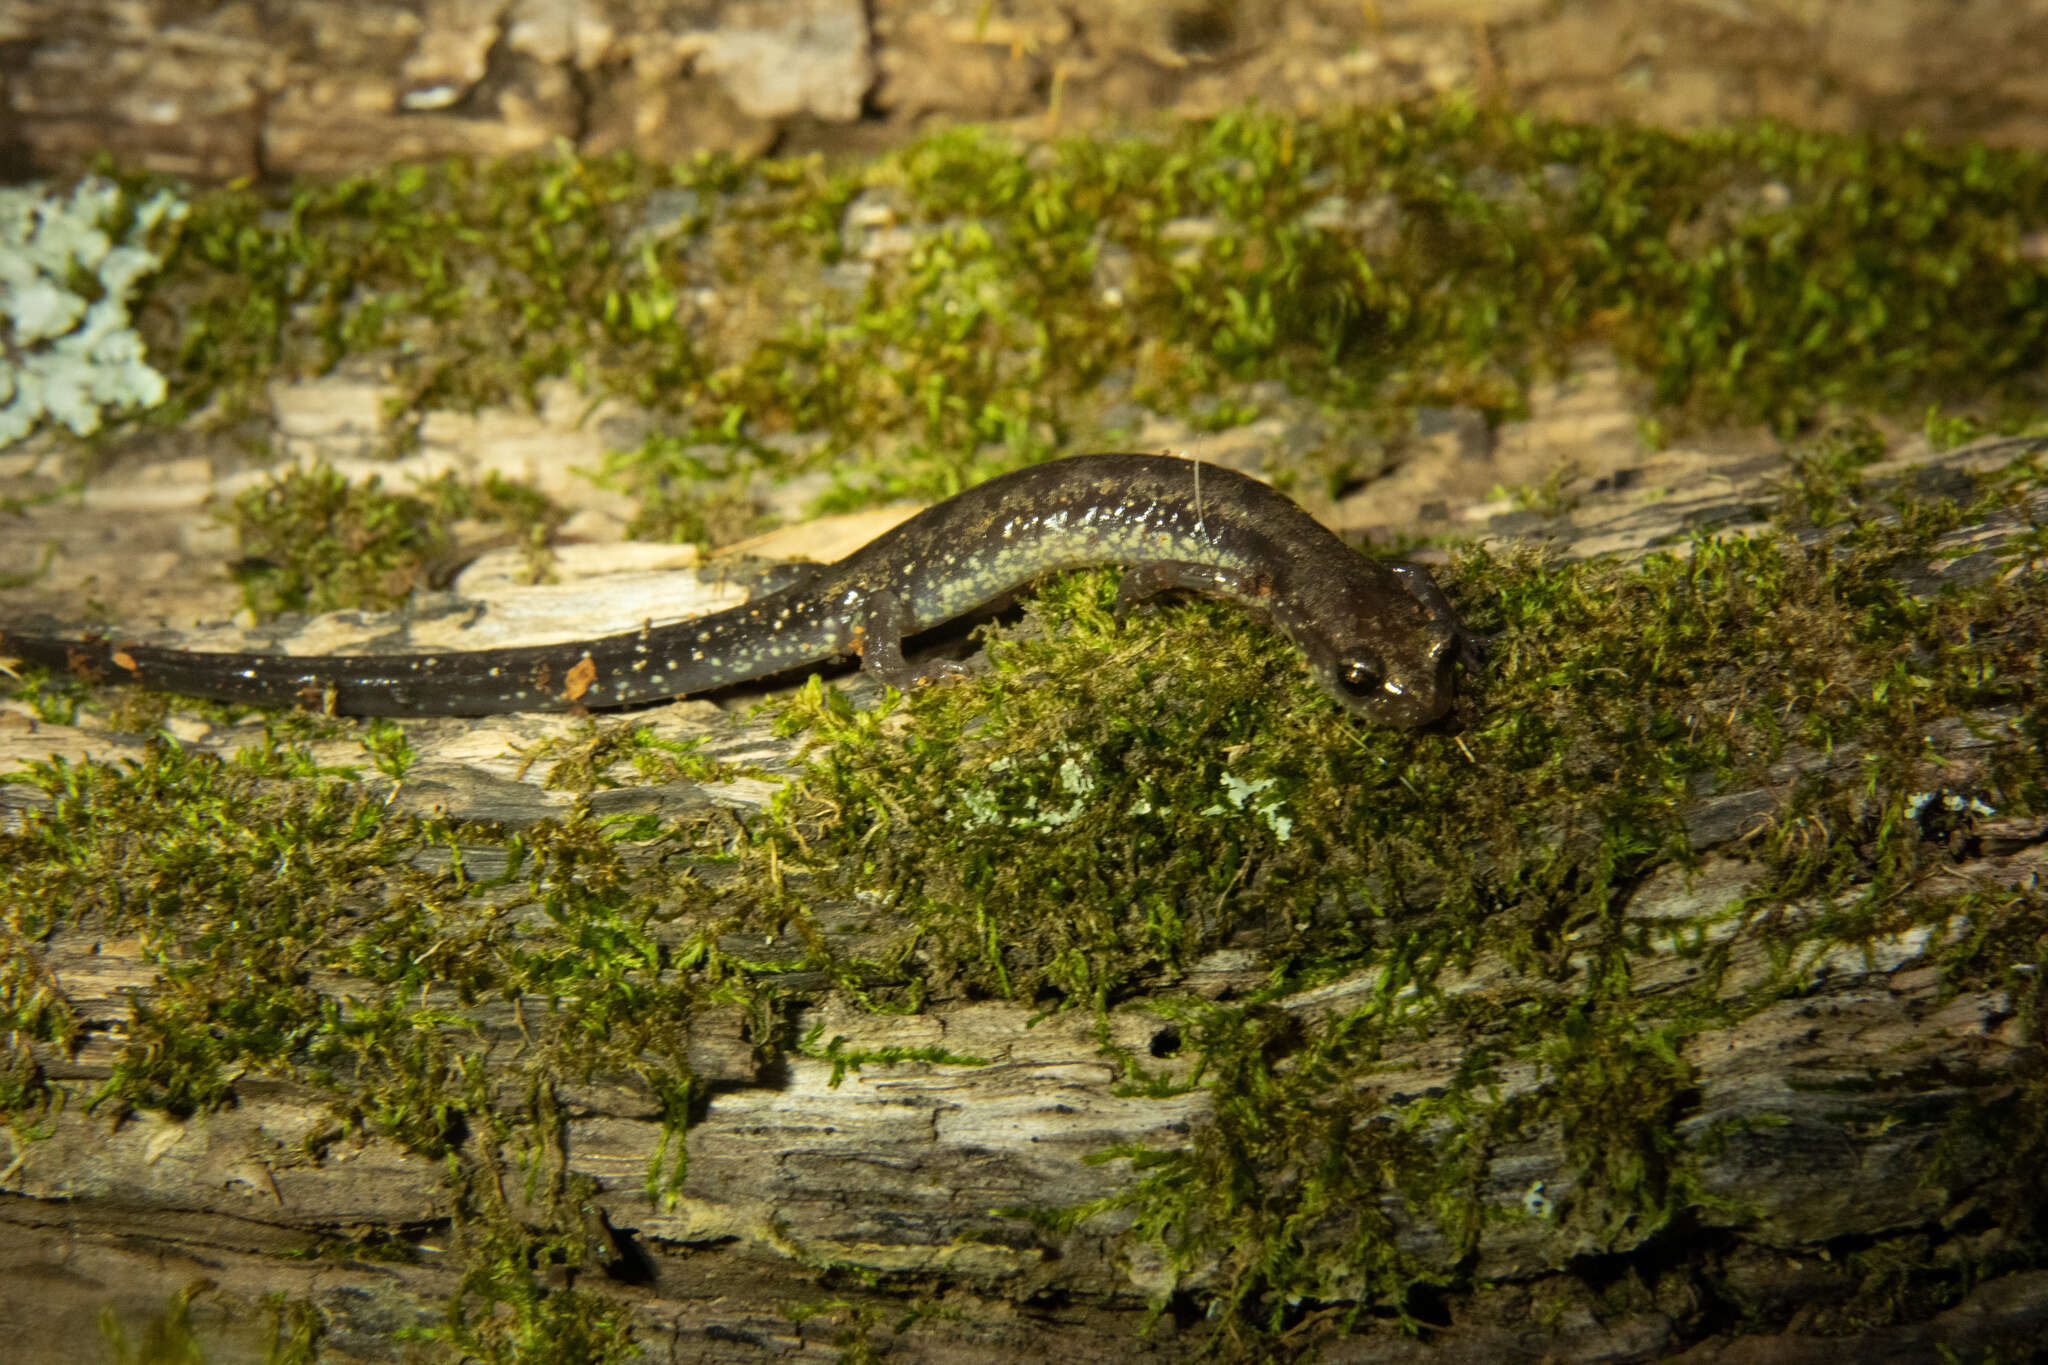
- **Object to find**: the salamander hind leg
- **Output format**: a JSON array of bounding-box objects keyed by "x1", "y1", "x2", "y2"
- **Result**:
[{"x1": 856, "y1": 588, "x2": 972, "y2": 690}]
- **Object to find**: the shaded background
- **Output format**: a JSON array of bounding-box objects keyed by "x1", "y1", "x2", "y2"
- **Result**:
[{"x1": 4, "y1": 0, "x2": 2045, "y2": 182}]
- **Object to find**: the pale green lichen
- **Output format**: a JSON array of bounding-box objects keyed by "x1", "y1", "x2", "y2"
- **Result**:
[
  {"x1": 0, "y1": 177, "x2": 185, "y2": 445},
  {"x1": 1204, "y1": 772, "x2": 1293, "y2": 844}
]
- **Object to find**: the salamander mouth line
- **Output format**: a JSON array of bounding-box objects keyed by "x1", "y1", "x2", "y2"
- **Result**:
[{"x1": 0, "y1": 453, "x2": 1476, "y2": 725}]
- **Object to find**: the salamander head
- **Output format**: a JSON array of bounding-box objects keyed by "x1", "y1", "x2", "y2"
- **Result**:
[
  {"x1": 1322, "y1": 626, "x2": 1460, "y2": 726},
  {"x1": 1289, "y1": 570, "x2": 1468, "y2": 727}
]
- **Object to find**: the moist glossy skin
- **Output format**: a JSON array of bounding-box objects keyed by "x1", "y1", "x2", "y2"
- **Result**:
[{"x1": 0, "y1": 453, "x2": 1474, "y2": 725}]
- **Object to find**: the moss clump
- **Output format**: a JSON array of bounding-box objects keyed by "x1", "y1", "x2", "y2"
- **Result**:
[
  {"x1": 227, "y1": 459, "x2": 565, "y2": 619},
  {"x1": 509, "y1": 717, "x2": 733, "y2": 793}
]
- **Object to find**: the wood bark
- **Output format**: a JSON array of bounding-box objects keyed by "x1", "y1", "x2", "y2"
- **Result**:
[{"x1": 10, "y1": 1, "x2": 2048, "y2": 182}]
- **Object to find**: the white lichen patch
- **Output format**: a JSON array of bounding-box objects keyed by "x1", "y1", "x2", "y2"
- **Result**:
[
  {"x1": 1202, "y1": 770, "x2": 1293, "y2": 843},
  {"x1": 954, "y1": 742, "x2": 1100, "y2": 831},
  {"x1": 0, "y1": 177, "x2": 186, "y2": 445}
]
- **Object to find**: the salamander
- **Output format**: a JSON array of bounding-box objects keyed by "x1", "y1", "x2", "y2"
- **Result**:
[{"x1": 0, "y1": 452, "x2": 1476, "y2": 726}]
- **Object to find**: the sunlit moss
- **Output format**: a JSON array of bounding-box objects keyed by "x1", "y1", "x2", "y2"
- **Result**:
[
  {"x1": 227, "y1": 460, "x2": 565, "y2": 619},
  {"x1": 94, "y1": 103, "x2": 2047, "y2": 542}
]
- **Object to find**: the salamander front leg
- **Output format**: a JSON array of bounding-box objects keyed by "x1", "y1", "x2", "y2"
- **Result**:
[
  {"x1": 1113, "y1": 561, "x2": 1266, "y2": 621},
  {"x1": 1388, "y1": 562, "x2": 1487, "y2": 670},
  {"x1": 855, "y1": 588, "x2": 972, "y2": 690}
]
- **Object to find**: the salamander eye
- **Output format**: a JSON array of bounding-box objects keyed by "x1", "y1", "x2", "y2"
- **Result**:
[{"x1": 1338, "y1": 655, "x2": 1386, "y2": 697}]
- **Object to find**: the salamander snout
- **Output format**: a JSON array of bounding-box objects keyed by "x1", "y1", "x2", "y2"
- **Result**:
[{"x1": 1327, "y1": 627, "x2": 1460, "y2": 727}]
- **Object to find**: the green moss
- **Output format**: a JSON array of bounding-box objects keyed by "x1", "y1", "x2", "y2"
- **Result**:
[
  {"x1": 227, "y1": 460, "x2": 565, "y2": 620},
  {"x1": 765, "y1": 576, "x2": 1384, "y2": 1008},
  {"x1": 509, "y1": 717, "x2": 733, "y2": 794},
  {"x1": 596, "y1": 430, "x2": 774, "y2": 546},
  {"x1": 797, "y1": 1023, "x2": 990, "y2": 1088},
  {"x1": 92, "y1": 1282, "x2": 325, "y2": 1365},
  {"x1": 87, "y1": 101, "x2": 2044, "y2": 538},
  {"x1": 429, "y1": 1240, "x2": 641, "y2": 1365},
  {"x1": 98, "y1": 1281, "x2": 210, "y2": 1365}
]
